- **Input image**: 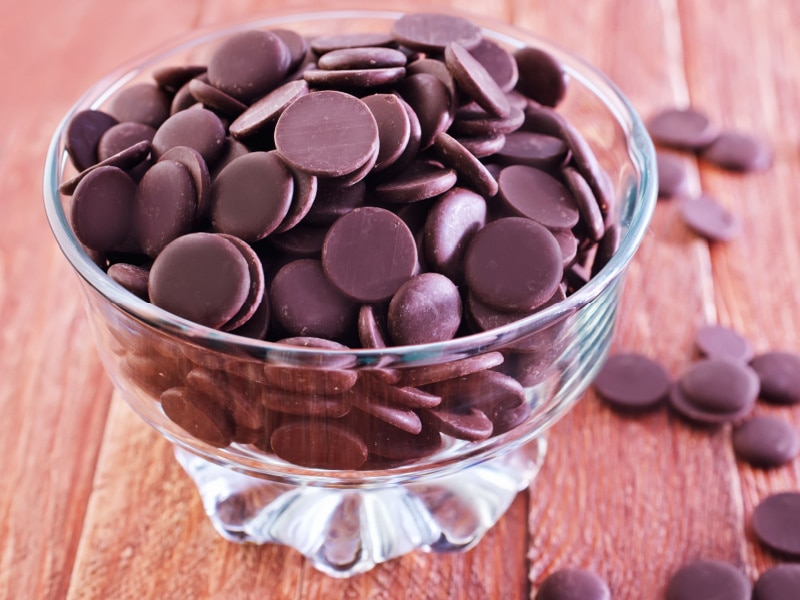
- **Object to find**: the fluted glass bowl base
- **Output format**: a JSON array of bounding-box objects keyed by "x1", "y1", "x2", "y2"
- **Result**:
[{"x1": 175, "y1": 437, "x2": 546, "y2": 577}]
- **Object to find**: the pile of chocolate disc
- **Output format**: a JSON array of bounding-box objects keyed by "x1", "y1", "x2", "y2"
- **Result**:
[{"x1": 60, "y1": 12, "x2": 621, "y2": 470}]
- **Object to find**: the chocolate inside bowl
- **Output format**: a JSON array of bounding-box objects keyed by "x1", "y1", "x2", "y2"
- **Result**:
[{"x1": 44, "y1": 9, "x2": 656, "y2": 577}]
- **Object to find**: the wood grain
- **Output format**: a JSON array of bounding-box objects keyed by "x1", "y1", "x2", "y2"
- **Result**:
[{"x1": 2, "y1": 0, "x2": 799, "y2": 598}]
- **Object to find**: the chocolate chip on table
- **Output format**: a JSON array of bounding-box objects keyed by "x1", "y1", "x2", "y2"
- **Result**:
[
  {"x1": 749, "y1": 351, "x2": 800, "y2": 405},
  {"x1": 535, "y1": 567, "x2": 610, "y2": 600},
  {"x1": 665, "y1": 559, "x2": 751, "y2": 600},
  {"x1": 656, "y1": 151, "x2": 690, "y2": 198},
  {"x1": 593, "y1": 353, "x2": 671, "y2": 411},
  {"x1": 65, "y1": 109, "x2": 119, "y2": 171},
  {"x1": 274, "y1": 90, "x2": 379, "y2": 178},
  {"x1": 647, "y1": 107, "x2": 719, "y2": 151},
  {"x1": 731, "y1": 415, "x2": 800, "y2": 468},
  {"x1": 752, "y1": 492, "x2": 800, "y2": 557},
  {"x1": 669, "y1": 365, "x2": 757, "y2": 426},
  {"x1": 679, "y1": 357, "x2": 760, "y2": 414},
  {"x1": 694, "y1": 324, "x2": 754, "y2": 362},
  {"x1": 700, "y1": 129, "x2": 772, "y2": 172},
  {"x1": 753, "y1": 564, "x2": 800, "y2": 600},
  {"x1": 148, "y1": 232, "x2": 251, "y2": 329},
  {"x1": 513, "y1": 46, "x2": 569, "y2": 108},
  {"x1": 680, "y1": 194, "x2": 742, "y2": 242}
]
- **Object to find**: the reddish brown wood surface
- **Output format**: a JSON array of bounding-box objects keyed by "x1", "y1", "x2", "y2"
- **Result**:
[{"x1": 1, "y1": 0, "x2": 798, "y2": 598}]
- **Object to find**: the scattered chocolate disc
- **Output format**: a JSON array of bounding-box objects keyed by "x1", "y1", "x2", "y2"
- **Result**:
[
  {"x1": 210, "y1": 151, "x2": 294, "y2": 242},
  {"x1": 694, "y1": 324, "x2": 754, "y2": 362},
  {"x1": 513, "y1": 46, "x2": 568, "y2": 107},
  {"x1": 700, "y1": 130, "x2": 772, "y2": 172},
  {"x1": 732, "y1": 415, "x2": 800, "y2": 468},
  {"x1": 647, "y1": 107, "x2": 719, "y2": 150},
  {"x1": 669, "y1": 382, "x2": 755, "y2": 426},
  {"x1": 270, "y1": 421, "x2": 368, "y2": 470},
  {"x1": 445, "y1": 42, "x2": 510, "y2": 118},
  {"x1": 322, "y1": 206, "x2": 417, "y2": 303},
  {"x1": 70, "y1": 166, "x2": 137, "y2": 253},
  {"x1": 679, "y1": 357, "x2": 760, "y2": 414},
  {"x1": 680, "y1": 195, "x2": 741, "y2": 242},
  {"x1": 148, "y1": 232, "x2": 250, "y2": 329},
  {"x1": 656, "y1": 151, "x2": 690, "y2": 198},
  {"x1": 207, "y1": 29, "x2": 291, "y2": 102},
  {"x1": 752, "y1": 492, "x2": 800, "y2": 557},
  {"x1": 274, "y1": 90, "x2": 379, "y2": 178},
  {"x1": 390, "y1": 12, "x2": 482, "y2": 53},
  {"x1": 387, "y1": 273, "x2": 462, "y2": 346},
  {"x1": 464, "y1": 217, "x2": 563, "y2": 312},
  {"x1": 65, "y1": 109, "x2": 119, "y2": 171},
  {"x1": 665, "y1": 559, "x2": 751, "y2": 600},
  {"x1": 593, "y1": 353, "x2": 671, "y2": 411},
  {"x1": 753, "y1": 564, "x2": 800, "y2": 600},
  {"x1": 535, "y1": 568, "x2": 610, "y2": 600},
  {"x1": 750, "y1": 351, "x2": 800, "y2": 405}
]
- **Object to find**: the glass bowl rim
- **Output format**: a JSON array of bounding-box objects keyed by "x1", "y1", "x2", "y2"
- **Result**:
[{"x1": 42, "y1": 8, "x2": 658, "y2": 364}]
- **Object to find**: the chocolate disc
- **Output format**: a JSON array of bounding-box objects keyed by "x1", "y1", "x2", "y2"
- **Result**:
[
  {"x1": 134, "y1": 159, "x2": 197, "y2": 257},
  {"x1": 97, "y1": 121, "x2": 156, "y2": 162},
  {"x1": 373, "y1": 160, "x2": 457, "y2": 204},
  {"x1": 65, "y1": 109, "x2": 119, "y2": 171},
  {"x1": 229, "y1": 79, "x2": 309, "y2": 140},
  {"x1": 148, "y1": 232, "x2": 250, "y2": 329},
  {"x1": 317, "y1": 46, "x2": 407, "y2": 70},
  {"x1": 694, "y1": 324, "x2": 754, "y2": 362},
  {"x1": 752, "y1": 492, "x2": 800, "y2": 557},
  {"x1": 513, "y1": 46, "x2": 568, "y2": 107},
  {"x1": 732, "y1": 415, "x2": 800, "y2": 468},
  {"x1": 362, "y1": 93, "x2": 411, "y2": 172},
  {"x1": 753, "y1": 564, "x2": 800, "y2": 600},
  {"x1": 270, "y1": 421, "x2": 368, "y2": 470},
  {"x1": 498, "y1": 165, "x2": 580, "y2": 230},
  {"x1": 158, "y1": 146, "x2": 212, "y2": 222},
  {"x1": 421, "y1": 406, "x2": 493, "y2": 441},
  {"x1": 536, "y1": 568, "x2": 610, "y2": 600},
  {"x1": 275, "y1": 90, "x2": 379, "y2": 177},
  {"x1": 207, "y1": 29, "x2": 291, "y2": 102},
  {"x1": 152, "y1": 107, "x2": 227, "y2": 167},
  {"x1": 60, "y1": 140, "x2": 151, "y2": 196},
  {"x1": 464, "y1": 217, "x2": 563, "y2": 312},
  {"x1": 390, "y1": 12, "x2": 482, "y2": 53},
  {"x1": 593, "y1": 353, "x2": 671, "y2": 411},
  {"x1": 395, "y1": 73, "x2": 453, "y2": 149},
  {"x1": 750, "y1": 351, "x2": 800, "y2": 405},
  {"x1": 108, "y1": 82, "x2": 170, "y2": 128},
  {"x1": 700, "y1": 129, "x2": 772, "y2": 172},
  {"x1": 161, "y1": 386, "x2": 234, "y2": 448},
  {"x1": 562, "y1": 166, "x2": 604, "y2": 242},
  {"x1": 680, "y1": 195, "x2": 741, "y2": 242},
  {"x1": 433, "y1": 131, "x2": 498, "y2": 197},
  {"x1": 679, "y1": 358, "x2": 760, "y2": 414},
  {"x1": 469, "y1": 38, "x2": 518, "y2": 93},
  {"x1": 216, "y1": 234, "x2": 266, "y2": 332},
  {"x1": 322, "y1": 207, "x2": 417, "y2": 303},
  {"x1": 70, "y1": 166, "x2": 137, "y2": 253},
  {"x1": 445, "y1": 42, "x2": 510, "y2": 118},
  {"x1": 665, "y1": 560, "x2": 751, "y2": 600},
  {"x1": 647, "y1": 107, "x2": 719, "y2": 150},
  {"x1": 187, "y1": 78, "x2": 247, "y2": 118},
  {"x1": 656, "y1": 151, "x2": 690, "y2": 198},
  {"x1": 302, "y1": 66, "x2": 407, "y2": 89},
  {"x1": 270, "y1": 258, "x2": 357, "y2": 341},
  {"x1": 210, "y1": 151, "x2": 294, "y2": 242},
  {"x1": 387, "y1": 273, "x2": 462, "y2": 346},
  {"x1": 310, "y1": 32, "x2": 397, "y2": 55},
  {"x1": 107, "y1": 262, "x2": 150, "y2": 300},
  {"x1": 494, "y1": 131, "x2": 569, "y2": 170}
]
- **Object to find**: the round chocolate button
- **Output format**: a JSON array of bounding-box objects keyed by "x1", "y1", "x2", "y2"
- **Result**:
[
  {"x1": 594, "y1": 353, "x2": 671, "y2": 411},
  {"x1": 387, "y1": 273, "x2": 462, "y2": 346},
  {"x1": 70, "y1": 166, "x2": 137, "y2": 253},
  {"x1": 274, "y1": 90, "x2": 379, "y2": 178},
  {"x1": 694, "y1": 324, "x2": 754, "y2": 363},
  {"x1": 535, "y1": 568, "x2": 610, "y2": 600},
  {"x1": 752, "y1": 492, "x2": 800, "y2": 557},
  {"x1": 679, "y1": 358, "x2": 760, "y2": 414},
  {"x1": 148, "y1": 232, "x2": 250, "y2": 329},
  {"x1": 513, "y1": 46, "x2": 568, "y2": 108},
  {"x1": 647, "y1": 107, "x2": 719, "y2": 151},
  {"x1": 464, "y1": 217, "x2": 563, "y2": 312},
  {"x1": 322, "y1": 207, "x2": 417, "y2": 303},
  {"x1": 750, "y1": 351, "x2": 800, "y2": 405},
  {"x1": 391, "y1": 12, "x2": 482, "y2": 53},
  {"x1": 753, "y1": 564, "x2": 800, "y2": 600},
  {"x1": 665, "y1": 559, "x2": 751, "y2": 600},
  {"x1": 732, "y1": 415, "x2": 800, "y2": 468},
  {"x1": 498, "y1": 165, "x2": 580, "y2": 230}
]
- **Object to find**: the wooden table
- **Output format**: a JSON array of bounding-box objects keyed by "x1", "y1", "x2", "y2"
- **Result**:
[{"x1": 3, "y1": 0, "x2": 799, "y2": 597}]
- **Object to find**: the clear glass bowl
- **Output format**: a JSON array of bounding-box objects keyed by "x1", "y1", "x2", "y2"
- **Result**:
[{"x1": 43, "y1": 9, "x2": 656, "y2": 577}]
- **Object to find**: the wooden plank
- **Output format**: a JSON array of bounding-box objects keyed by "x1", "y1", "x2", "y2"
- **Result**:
[{"x1": 677, "y1": 0, "x2": 800, "y2": 581}]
